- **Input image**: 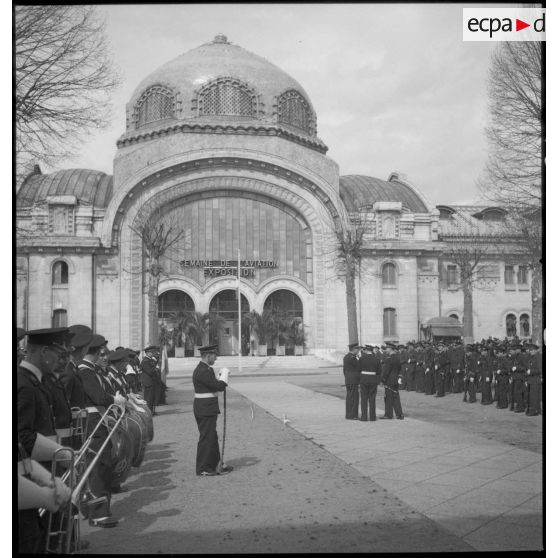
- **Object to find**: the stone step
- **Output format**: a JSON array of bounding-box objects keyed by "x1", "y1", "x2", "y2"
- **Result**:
[{"x1": 167, "y1": 355, "x2": 329, "y2": 375}]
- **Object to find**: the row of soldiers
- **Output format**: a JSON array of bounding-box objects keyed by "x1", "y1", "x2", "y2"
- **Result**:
[
  {"x1": 16, "y1": 324, "x2": 165, "y2": 553},
  {"x1": 344, "y1": 337, "x2": 543, "y2": 423},
  {"x1": 375, "y1": 339, "x2": 542, "y2": 415}
]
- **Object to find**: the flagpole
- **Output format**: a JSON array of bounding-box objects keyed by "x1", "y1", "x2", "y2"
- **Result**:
[{"x1": 237, "y1": 248, "x2": 242, "y2": 373}]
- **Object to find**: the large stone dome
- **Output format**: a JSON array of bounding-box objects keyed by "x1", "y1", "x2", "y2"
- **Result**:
[{"x1": 120, "y1": 34, "x2": 326, "y2": 152}]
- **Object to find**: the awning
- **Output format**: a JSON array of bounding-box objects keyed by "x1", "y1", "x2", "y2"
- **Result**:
[{"x1": 430, "y1": 326, "x2": 463, "y2": 337}]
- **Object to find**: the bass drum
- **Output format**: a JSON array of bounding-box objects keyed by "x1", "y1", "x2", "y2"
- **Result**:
[
  {"x1": 108, "y1": 421, "x2": 134, "y2": 490},
  {"x1": 134, "y1": 400, "x2": 154, "y2": 442},
  {"x1": 124, "y1": 410, "x2": 147, "y2": 468}
]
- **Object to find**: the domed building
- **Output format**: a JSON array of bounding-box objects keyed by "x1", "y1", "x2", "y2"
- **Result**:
[{"x1": 16, "y1": 35, "x2": 533, "y2": 352}]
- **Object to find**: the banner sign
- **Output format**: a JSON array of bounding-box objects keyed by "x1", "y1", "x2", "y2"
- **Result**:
[{"x1": 179, "y1": 259, "x2": 278, "y2": 278}]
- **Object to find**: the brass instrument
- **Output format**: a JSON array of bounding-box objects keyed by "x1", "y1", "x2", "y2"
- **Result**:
[{"x1": 44, "y1": 447, "x2": 76, "y2": 554}]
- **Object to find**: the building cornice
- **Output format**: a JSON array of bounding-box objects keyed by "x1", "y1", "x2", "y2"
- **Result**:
[{"x1": 116, "y1": 121, "x2": 328, "y2": 154}]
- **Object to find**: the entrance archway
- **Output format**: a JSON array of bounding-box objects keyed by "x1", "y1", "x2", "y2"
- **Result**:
[
  {"x1": 263, "y1": 289, "x2": 303, "y2": 355},
  {"x1": 209, "y1": 290, "x2": 250, "y2": 355},
  {"x1": 158, "y1": 290, "x2": 195, "y2": 356}
]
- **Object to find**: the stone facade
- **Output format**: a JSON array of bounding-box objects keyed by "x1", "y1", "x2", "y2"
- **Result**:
[{"x1": 15, "y1": 35, "x2": 534, "y2": 351}]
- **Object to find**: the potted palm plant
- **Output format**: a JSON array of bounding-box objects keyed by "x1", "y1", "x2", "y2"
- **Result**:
[
  {"x1": 181, "y1": 311, "x2": 209, "y2": 356},
  {"x1": 293, "y1": 320, "x2": 307, "y2": 356},
  {"x1": 246, "y1": 310, "x2": 276, "y2": 356},
  {"x1": 275, "y1": 312, "x2": 289, "y2": 356}
]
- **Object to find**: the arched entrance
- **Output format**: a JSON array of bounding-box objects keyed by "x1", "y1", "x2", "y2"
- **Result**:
[
  {"x1": 209, "y1": 290, "x2": 250, "y2": 356},
  {"x1": 158, "y1": 290, "x2": 195, "y2": 356},
  {"x1": 263, "y1": 289, "x2": 303, "y2": 355}
]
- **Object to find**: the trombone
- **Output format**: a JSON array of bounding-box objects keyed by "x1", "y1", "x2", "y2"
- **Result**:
[
  {"x1": 41, "y1": 404, "x2": 126, "y2": 553},
  {"x1": 44, "y1": 447, "x2": 76, "y2": 554}
]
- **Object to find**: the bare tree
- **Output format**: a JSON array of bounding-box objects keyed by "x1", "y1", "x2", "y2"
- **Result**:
[
  {"x1": 440, "y1": 241, "x2": 492, "y2": 343},
  {"x1": 15, "y1": 5, "x2": 120, "y2": 178},
  {"x1": 478, "y1": 41, "x2": 543, "y2": 343},
  {"x1": 130, "y1": 210, "x2": 184, "y2": 346}
]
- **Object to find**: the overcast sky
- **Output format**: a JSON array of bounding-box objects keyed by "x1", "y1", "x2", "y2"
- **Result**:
[{"x1": 50, "y1": 3, "x2": 519, "y2": 205}]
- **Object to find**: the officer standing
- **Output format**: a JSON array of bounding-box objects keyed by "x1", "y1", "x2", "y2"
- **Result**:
[
  {"x1": 359, "y1": 345, "x2": 381, "y2": 421},
  {"x1": 141, "y1": 346, "x2": 162, "y2": 415},
  {"x1": 343, "y1": 342, "x2": 361, "y2": 420},
  {"x1": 380, "y1": 343, "x2": 404, "y2": 420},
  {"x1": 192, "y1": 344, "x2": 232, "y2": 476},
  {"x1": 525, "y1": 343, "x2": 541, "y2": 416}
]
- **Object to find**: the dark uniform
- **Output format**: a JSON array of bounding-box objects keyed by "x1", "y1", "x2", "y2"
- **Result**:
[
  {"x1": 192, "y1": 349, "x2": 228, "y2": 475},
  {"x1": 399, "y1": 346, "x2": 409, "y2": 390},
  {"x1": 525, "y1": 346, "x2": 542, "y2": 416},
  {"x1": 42, "y1": 373, "x2": 73, "y2": 445},
  {"x1": 510, "y1": 349, "x2": 528, "y2": 412},
  {"x1": 449, "y1": 344, "x2": 465, "y2": 393},
  {"x1": 380, "y1": 348, "x2": 404, "y2": 419},
  {"x1": 479, "y1": 351, "x2": 493, "y2": 405},
  {"x1": 434, "y1": 346, "x2": 449, "y2": 398},
  {"x1": 414, "y1": 344, "x2": 426, "y2": 393},
  {"x1": 465, "y1": 347, "x2": 480, "y2": 403},
  {"x1": 141, "y1": 349, "x2": 161, "y2": 414},
  {"x1": 494, "y1": 351, "x2": 512, "y2": 409},
  {"x1": 424, "y1": 344, "x2": 436, "y2": 395},
  {"x1": 17, "y1": 361, "x2": 59, "y2": 555},
  {"x1": 359, "y1": 347, "x2": 381, "y2": 421},
  {"x1": 343, "y1": 344, "x2": 361, "y2": 420}
]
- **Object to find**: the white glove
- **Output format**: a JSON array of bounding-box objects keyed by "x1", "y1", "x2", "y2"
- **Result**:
[
  {"x1": 526, "y1": 369, "x2": 531, "y2": 375},
  {"x1": 512, "y1": 366, "x2": 517, "y2": 371},
  {"x1": 485, "y1": 377, "x2": 491, "y2": 382},
  {"x1": 434, "y1": 365, "x2": 438, "y2": 370},
  {"x1": 397, "y1": 377, "x2": 402, "y2": 385},
  {"x1": 114, "y1": 391, "x2": 126, "y2": 406},
  {"x1": 218, "y1": 367, "x2": 230, "y2": 385},
  {"x1": 496, "y1": 370, "x2": 500, "y2": 374},
  {"x1": 408, "y1": 359, "x2": 411, "y2": 363},
  {"x1": 469, "y1": 378, "x2": 474, "y2": 383},
  {"x1": 456, "y1": 369, "x2": 460, "y2": 373},
  {"x1": 426, "y1": 368, "x2": 430, "y2": 372}
]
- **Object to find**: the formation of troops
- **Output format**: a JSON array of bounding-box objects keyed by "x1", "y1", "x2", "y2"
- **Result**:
[
  {"x1": 344, "y1": 338, "x2": 543, "y2": 421},
  {"x1": 17, "y1": 324, "x2": 167, "y2": 554}
]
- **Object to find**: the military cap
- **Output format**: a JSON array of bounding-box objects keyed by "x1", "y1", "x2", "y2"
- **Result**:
[
  {"x1": 69, "y1": 330, "x2": 93, "y2": 349},
  {"x1": 385, "y1": 342, "x2": 398, "y2": 349},
  {"x1": 364, "y1": 344, "x2": 374, "y2": 351},
  {"x1": 88, "y1": 334, "x2": 107, "y2": 350},
  {"x1": 144, "y1": 345, "x2": 160, "y2": 353},
  {"x1": 16, "y1": 328, "x2": 26, "y2": 342},
  {"x1": 68, "y1": 324, "x2": 92, "y2": 335},
  {"x1": 125, "y1": 347, "x2": 138, "y2": 357},
  {"x1": 108, "y1": 348, "x2": 129, "y2": 362},
  {"x1": 26, "y1": 327, "x2": 69, "y2": 347},
  {"x1": 199, "y1": 344, "x2": 218, "y2": 354}
]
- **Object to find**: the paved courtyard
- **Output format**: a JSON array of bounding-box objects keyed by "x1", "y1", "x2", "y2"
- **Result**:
[{"x1": 80, "y1": 360, "x2": 544, "y2": 553}]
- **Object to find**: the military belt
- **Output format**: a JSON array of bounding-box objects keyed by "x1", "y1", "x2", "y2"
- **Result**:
[
  {"x1": 194, "y1": 393, "x2": 218, "y2": 398},
  {"x1": 361, "y1": 371, "x2": 377, "y2": 375}
]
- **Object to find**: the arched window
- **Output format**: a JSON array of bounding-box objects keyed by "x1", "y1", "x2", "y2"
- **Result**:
[
  {"x1": 277, "y1": 89, "x2": 314, "y2": 134},
  {"x1": 383, "y1": 308, "x2": 397, "y2": 337},
  {"x1": 52, "y1": 261, "x2": 69, "y2": 285},
  {"x1": 136, "y1": 86, "x2": 175, "y2": 128},
  {"x1": 198, "y1": 78, "x2": 257, "y2": 117},
  {"x1": 506, "y1": 314, "x2": 517, "y2": 337},
  {"x1": 158, "y1": 290, "x2": 195, "y2": 320},
  {"x1": 520, "y1": 314, "x2": 530, "y2": 337},
  {"x1": 263, "y1": 290, "x2": 303, "y2": 319},
  {"x1": 382, "y1": 263, "x2": 396, "y2": 287},
  {"x1": 209, "y1": 290, "x2": 250, "y2": 320},
  {"x1": 52, "y1": 309, "x2": 67, "y2": 328}
]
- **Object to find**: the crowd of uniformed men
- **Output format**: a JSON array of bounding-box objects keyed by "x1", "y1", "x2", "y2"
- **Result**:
[
  {"x1": 17, "y1": 324, "x2": 167, "y2": 553},
  {"x1": 343, "y1": 338, "x2": 543, "y2": 421}
]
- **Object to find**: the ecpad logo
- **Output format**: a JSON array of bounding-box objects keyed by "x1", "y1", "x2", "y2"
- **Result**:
[{"x1": 463, "y1": 8, "x2": 545, "y2": 42}]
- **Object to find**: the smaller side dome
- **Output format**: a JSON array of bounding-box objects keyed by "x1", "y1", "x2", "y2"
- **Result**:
[
  {"x1": 17, "y1": 168, "x2": 113, "y2": 208},
  {"x1": 339, "y1": 174, "x2": 429, "y2": 213}
]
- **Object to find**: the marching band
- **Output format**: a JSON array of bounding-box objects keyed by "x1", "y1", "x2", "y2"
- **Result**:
[{"x1": 17, "y1": 325, "x2": 161, "y2": 553}]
